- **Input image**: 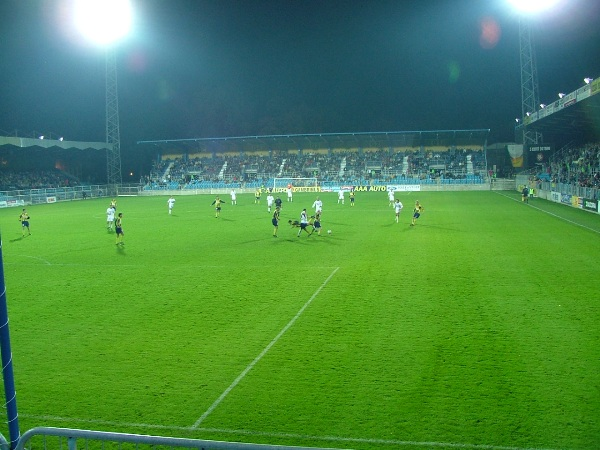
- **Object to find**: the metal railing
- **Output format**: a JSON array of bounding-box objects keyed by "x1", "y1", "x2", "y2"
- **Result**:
[
  {"x1": 15, "y1": 427, "x2": 346, "y2": 450},
  {"x1": 540, "y1": 181, "x2": 599, "y2": 200}
]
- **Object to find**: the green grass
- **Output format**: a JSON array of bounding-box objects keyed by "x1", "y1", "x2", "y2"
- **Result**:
[{"x1": 0, "y1": 191, "x2": 598, "y2": 450}]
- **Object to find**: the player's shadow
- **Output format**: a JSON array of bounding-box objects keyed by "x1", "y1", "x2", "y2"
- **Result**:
[
  {"x1": 413, "y1": 223, "x2": 462, "y2": 232},
  {"x1": 115, "y1": 245, "x2": 126, "y2": 255},
  {"x1": 9, "y1": 236, "x2": 25, "y2": 243}
]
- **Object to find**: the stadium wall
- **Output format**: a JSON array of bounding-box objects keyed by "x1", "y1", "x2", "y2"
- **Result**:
[
  {"x1": 139, "y1": 179, "x2": 515, "y2": 197},
  {"x1": 536, "y1": 182, "x2": 600, "y2": 215},
  {"x1": 0, "y1": 185, "x2": 110, "y2": 207},
  {"x1": 0, "y1": 179, "x2": 520, "y2": 207}
]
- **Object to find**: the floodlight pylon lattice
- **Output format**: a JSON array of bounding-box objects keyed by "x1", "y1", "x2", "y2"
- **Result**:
[
  {"x1": 518, "y1": 18, "x2": 543, "y2": 145},
  {"x1": 105, "y1": 48, "x2": 122, "y2": 186}
]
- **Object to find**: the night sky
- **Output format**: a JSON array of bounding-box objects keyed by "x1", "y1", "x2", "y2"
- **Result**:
[{"x1": 1, "y1": 0, "x2": 599, "y2": 158}]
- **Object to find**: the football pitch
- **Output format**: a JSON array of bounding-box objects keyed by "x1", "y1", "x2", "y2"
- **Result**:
[{"x1": 0, "y1": 190, "x2": 598, "y2": 450}]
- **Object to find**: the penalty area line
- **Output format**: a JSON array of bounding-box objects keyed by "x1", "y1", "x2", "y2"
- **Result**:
[{"x1": 191, "y1": 266, "x2": 340, "y2": 428}]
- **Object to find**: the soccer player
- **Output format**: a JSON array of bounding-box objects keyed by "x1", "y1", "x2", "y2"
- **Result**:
[
  {"x1": 115, "y1": 212, "x2": 124, "y2": 246},
  {"x1": 167, "y1": 196, "x2": 176, "y2": 215},
  {"x1": 410, "y1": 200, "x2": 424, "y2": 226},
  {"x1": 211, "y1": 196, "x2": 225, "y2": 218},
  {"x1": 312, "y1": 196, "x2": 323, "y2": 214},
  {"x1": 274, "y1": 196, "x2": 283, "y2": 210},
  {"x1": 349, "y1": 190, "x2": 355, "y2": 206},
  {"x1": 297, "y1": 208, "x2": 311, "y2": 237},
  {"x1": 272, "y1": 206, "x2": 281, "y2": 237},
  {"x1": 230, "y1": 189, "x2": 237, "y2": 205},
  {"x1": 110, "y1": 198, "x2": 117, "y2": 211},
  {"x1": 255, "y1": 188, "x2": 261, "y2": 204},
  {"x1": 19, "y1": 208, "x2": 31, "y2": 237},
  {"x1": 388, "y1": 189, "x2": 395, "y2": 207},
  {"x1": 311, "y1": 211, "x2": 322, "y2": 236},
  {"x1": 106, "y1": 204, "x2": 115, "y2": 230},
  {"x1": 394, "y1": 199, "x2": 404, "y2": 223},
  {"x1": 286, "y1": 185, "x2": 293, "y2": 202},
  {"x1": 266, "y1": 193, "x2": 275, "y2": 212},
  {"x1": 338, "y1": 189, "x2": 345, "y2": 204}
]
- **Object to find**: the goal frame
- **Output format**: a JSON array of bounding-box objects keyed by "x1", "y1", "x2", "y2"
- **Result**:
[{"x1": 273, "y1": 177, "x2": 319, "y2": 192}]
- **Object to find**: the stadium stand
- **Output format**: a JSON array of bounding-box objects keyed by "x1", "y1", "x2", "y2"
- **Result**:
[
  {"x1": 0, "y1": 169, "x2": 80, "y2": 191},
  {"x1": 140, "y1": 146, "x2": 489, "y2": 191}
]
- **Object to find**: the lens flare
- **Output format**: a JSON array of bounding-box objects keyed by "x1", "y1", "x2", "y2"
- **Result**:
[{"x1": 479, "y1": 17, "x2": 501, "y2": 49}]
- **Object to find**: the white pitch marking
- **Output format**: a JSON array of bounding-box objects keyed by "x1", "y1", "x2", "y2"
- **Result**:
[
  {"x1": 192, "y1": 267, "x2": 340, "y2": 428},
  {"x1": 19, "y1": 255, "x2": 52, "y2": 265},
  {"x1": 497, "y1": 192, "x2": 600, "y2": 235}
]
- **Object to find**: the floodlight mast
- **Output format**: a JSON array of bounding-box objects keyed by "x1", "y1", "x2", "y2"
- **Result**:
[
  {"x1": 106, "y1": 49, "x2": 122, "y2": 187},
  {"x1": 73, "y1": 0, "x2": 132, "y2": 189},
  {"x1": 518, "y1": 18, "x2": 542, "y2": 145}
]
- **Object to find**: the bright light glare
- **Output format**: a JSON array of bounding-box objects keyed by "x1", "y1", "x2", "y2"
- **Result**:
[
  {"x1": 507, "y1": 0, "x2": 561, "y2": 14},
  {"x1": 74, "y1": 0, "x2": 132, "y2": 46}
]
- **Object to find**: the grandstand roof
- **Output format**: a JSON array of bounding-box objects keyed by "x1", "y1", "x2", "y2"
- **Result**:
[
  {"x1": 0, "y1": 136, "x2": 110, "y2": 151},
  {"x1": 137, "y1": 129, "x2": 490, "y2": 154},
  {"x1": 518, "y1": 81, "x2": 600, "y2": 146}
]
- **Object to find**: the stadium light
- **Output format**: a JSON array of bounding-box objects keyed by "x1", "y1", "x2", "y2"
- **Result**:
[
  {"x1": 515, "y1": 118, "x2": 520, "y2": 123},
  {"x1": 71, "y1": 0, "x2": 133, "y2": 186},
  {"x1": 526, "y1": 112, "x2": 531, "y2": 116},
  {"x1": 73, "y1": 0, "x2": 132, "y2": 46},
  {"x1": 506, "y1": 0, "x2": 561, "y2": 14},
  {"x1": 558, "y1": 93, "x2": 565, "y2": 98},
  {"x1": 539, "y1": 103, "x2": 546, "y2": 108},
  {"x1": 584, "y1": 77, "x2": 593, "y2": 84},
  {"x1": 508, "y1": 0, "x2": 563, "y2": 146},
  {"x1": 38, "y1": 135, "x2": 44, "y2": 140}
]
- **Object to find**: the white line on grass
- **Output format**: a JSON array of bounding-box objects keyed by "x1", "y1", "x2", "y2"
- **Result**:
[
  {"x1": 191, "y1": 266, "x2": 340, "y2": 428},
  {"x1": 497, "y1": 192, "x2": 600, "y2": 235},
  {"x1": 18, "y1": 255, "x2": 52, "y2": 265},
  {"x1": 19, "y1": 414, "x2": 561, "y2": 450}
]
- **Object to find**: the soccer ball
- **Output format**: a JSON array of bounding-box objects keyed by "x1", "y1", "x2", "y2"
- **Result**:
[{"x1": 327, "y1": 229, "x2": 332, "y2": 234}]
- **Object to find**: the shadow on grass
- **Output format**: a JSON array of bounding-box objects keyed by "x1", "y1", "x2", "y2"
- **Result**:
[
  {"x1": 288, "y1": 234, "x2": 340, "y2": 244},
  {"x1": 9, "y1": 235, "x2": 27, "y2": 243},
  {"x1": 382, "y1": 222, "x2": 406, "y2": 228},
  {"x1": 411, "y1": 223, "x2": 462, "y2": 232}
]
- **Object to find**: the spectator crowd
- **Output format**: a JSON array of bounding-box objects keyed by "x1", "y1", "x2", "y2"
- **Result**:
[
  {"x1": 0, "y1": 169, "x2": 79, "y2": 191},
  {"x1": 143, "y1": 147, "x2": 488, "y2": 189},
  {"x1": 542, "y1": 142, "x2": 600, "y2": 188}
]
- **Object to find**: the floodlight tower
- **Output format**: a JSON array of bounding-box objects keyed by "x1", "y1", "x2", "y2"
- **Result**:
[
  {"x1": 518, "y1": 19, "x2": 543, "y2": 145},
  {"x1": 73, "y1": 0, "x2": 132, "y2": 187},
  {"x1": 508, "y1": 0, "x2": 561, "y2": 145},
  {"x1": 106, "y1": 49, "x2": 122, "y2": 186}
]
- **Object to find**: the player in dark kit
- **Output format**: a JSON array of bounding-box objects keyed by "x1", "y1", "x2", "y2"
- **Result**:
[
  {"x1": 311, "y1": 212, "x2": 322, "y2": 236},
  {"x1": 211, "y1": 196, "x2": 225, "y2": 218},
  {"x1": 410, "y1": 200, "x2": 424, "y2": 226},
  {"x1": 19, "y1": 209, "x2": 31, "y2": 236},
  {"x1": 115, "y1": 212, "x2": 124, "y2": 245},
  {"x1": 272, "y1": 206, "x2": 281, "y2": 237}
]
